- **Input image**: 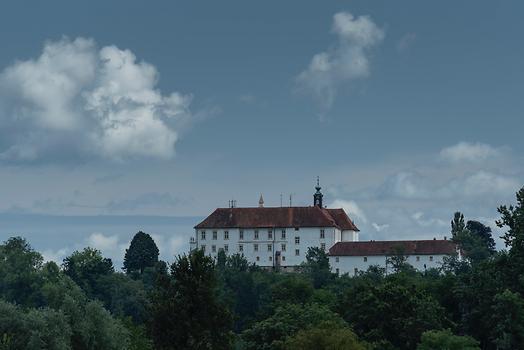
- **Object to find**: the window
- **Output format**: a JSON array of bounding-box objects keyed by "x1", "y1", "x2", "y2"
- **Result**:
[
  {"x1": 201, "y1": 245, "x2": 206, "y2": 252},
  {"x1": 267, "y1": 244, "x2": 272, "y2": 252},
  {"x1": 212, "y1": 231, "x2": 217, "y2": 240},
  {"x1": 224, "y1": 231, "x2": 229, "y2": 240},
  {"x1": 363, "y1": 257, "x2": 367, "y2": 262},
  {"x1": 212, "y1": 245, "x2": 216, "y2": 253},
  {"x1": 269, "y1": 256, "x2": 272, "y2": 261},
  {"x1": 416, "y1": 256, "x2": 420, "y2": 262},
  {"x1": 354, "y1": 268, "x2": 358, "y2": 276},
  {"x1": 429, "y1": 256, "x2": 433, "y2": 262},
  {"x1": 282, "y1": 256, "x2": 286, "y2": 261},
  {"x1": 254, "y1": 244, "x2": 259, "y2": 252},
  {"x1": 320, "y1": 229, "x2": 325, "y2": 239},
  {"x1": 239, "y1": 230, "x2": 244, "y2": 240},
  {"x1": 281, "y1": 244, "x2": 286, "y2": 252},
  {"x1": 294, "y1": 227, "x2": 299, "y2": 231},
  {"x1": 224, "y1": 244, "x2": 228, "y2": 252},
  {"x1": 295, "y1": 237, "x2": 300, "y2": 244},
  {"x1": 295, "y1": 249, "x2": 300, "y2": 256},
  {"x1": 256, "y1": 256, "x2": 260, "y2": 261},
  {"x1": 239, "y1": 244, "x2": 243, "y2": 252},
  {"x1": 335, "y1": 257, "x2": 339, "y2": 263},
  {"x1": 336, "y1": 268, "x2": 339, "y2": 275},
  {"x1": 254, "y1": 230, "x2": 259, "y2": 239},
  {"x1": 281, "y1": 229, "x2": 286, "y2": 239},
  {"x1": 201, "y1": 231, "x2": 206, "y2": 240},
  {"x1": 268, "y1": 230, "x2": 273, "y2": 240},
  {"x1": 321, "y1": 243, "x2": 326, "y2": 250}
]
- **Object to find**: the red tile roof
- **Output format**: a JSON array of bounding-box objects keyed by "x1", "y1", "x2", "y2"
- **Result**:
[
  {"x1": 329, "y1": 240, "x2": 457, "y2": 256},
  {"x1": 194, "y1": 206, "x2": 359, "y2": 231}
]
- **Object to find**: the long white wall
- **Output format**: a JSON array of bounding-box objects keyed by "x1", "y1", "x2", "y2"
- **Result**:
[
  {"x1": 329, "y1": 254, "x2": 448, "y2": 275},
  {"x1": 193, "y1": 226, "x2": 358, "y2": 268}
]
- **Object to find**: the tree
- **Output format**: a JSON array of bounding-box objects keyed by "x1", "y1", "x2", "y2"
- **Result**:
[
  {"x1": 242, "y1": 303, "x2": 347, "y2": 350},
  {"x1": 283, "y1": 321, "x2": 366, "y2": 350},
  {"x1": 123, "y1": 231, "x2": 159, "y2": 275},
  {"x1": 497, "y1": 187, "x2": 524, "y2": 257},
  {"x1": 0, "y1": 237, "x2": 44, "y2": 306},
  {"x1": 451, "y1": 214, "x2": 495, "y2": 264},
  {"x1": 302, "y1": 247, "x2": 333, "y2": 288},
  {"x1": 466, "y1": 221, "x2": 496, "y2": 254},
  {"x1": 150, "y1": 249, "x2": 233, "y2": 350},
  {"x1": 62, "y1": 248, "x2": 114, "y2": 297},
  {"x1": 417, "y1": 329, "x2": 479, "y2": 350},
  {"x1": 488, "y1": 290, "x2": 524, "y2": 349},
  {"x1": 386, "y1": 245, "x2": 411, "y2": 273},
  {"x1": 451, "y1": 212, "x2": 466, "y2": 236}
]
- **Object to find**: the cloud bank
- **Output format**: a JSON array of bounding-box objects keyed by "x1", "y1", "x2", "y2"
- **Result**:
[
  {"x1": 297, "y1": 12, "x2": 384, "y2": 115},
  {"x1": 0, "y1": 37, "x2": 192, "y2": 162}
]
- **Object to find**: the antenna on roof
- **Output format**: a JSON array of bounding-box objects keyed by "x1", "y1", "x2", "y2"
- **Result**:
[
  {"x1": 229, "y1": 199, "x2": 237, "y2": 208},
  {"x1": 280, "y1": 193, "x2": 283, "y2": 207},
  {"x1": 289, "y1": 194, "x2": 292, "y2": 207}
]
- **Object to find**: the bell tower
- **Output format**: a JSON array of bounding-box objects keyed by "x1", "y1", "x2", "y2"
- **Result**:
[{"x1": 313, "y1": 176, "x2": 323, "y2": 208}]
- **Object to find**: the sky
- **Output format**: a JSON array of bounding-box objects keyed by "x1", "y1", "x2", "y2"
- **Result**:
[{"x1": 0, "y1": 1, "x2": 522, "y2": 267}]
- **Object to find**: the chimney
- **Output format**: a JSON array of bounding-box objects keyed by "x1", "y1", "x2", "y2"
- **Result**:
[{"x1": 444, "y1": 236, "x2": 447, "y2": 240}]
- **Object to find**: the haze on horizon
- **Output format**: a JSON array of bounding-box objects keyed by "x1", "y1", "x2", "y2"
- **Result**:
[{"x1": 0, "y1": 0, "x2": 522, "y2": 266}]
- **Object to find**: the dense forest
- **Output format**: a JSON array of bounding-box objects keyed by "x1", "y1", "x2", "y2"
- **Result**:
[{"x1": 0, "y1": 186, "x2": 523, "y2": 350}]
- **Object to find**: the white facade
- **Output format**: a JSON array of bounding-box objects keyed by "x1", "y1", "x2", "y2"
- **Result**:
[
  {"x1": 191, "y1": 226, "x2": 359, "y2": 269},
  {"x1": 329, "y1": 253, "x2": 449, "y2": 276}
]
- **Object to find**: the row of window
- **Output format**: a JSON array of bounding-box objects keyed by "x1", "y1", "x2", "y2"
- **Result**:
[
  {"x1": 200, "y1": 229, "x2": 327, "y2": 241},
  {"x1": 200, "y1": 244, "x2": 304, "y2": 256},
  {"x1": 333, "y1": 256, "x2": 435, "y2": 263}
]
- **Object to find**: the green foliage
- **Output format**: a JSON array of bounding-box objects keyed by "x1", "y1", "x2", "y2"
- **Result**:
[
  {"x1": 498, "y1": 187, "x2": 524, "y2": 257},
  {"x1": 451, "y1": 213, "x2": 496, "y2": 264},
  {"x1": 241, "y1": 303, "x2": 347, "y2": 350},
  {"x1": 417, "y1": 329, "x2": 479, "y2": 350},
  {"x1": 123, "y1": 231, "x2": 159, "y2": 275},
  {"x1": 0, "y1": 237, "x2": 44, "y2": 306},
  {"x1": 150, "y1": 249, "x2": 233, "y2": 350},
  {"x1": 302, "y1": 246, "x2": 333, "y2": 288},
  {"x1": 0, "y1": 300, "x2": 71, "y2": 350},
  {"x1": 488, "y1": 290, "x2": 524, "y2": 349},
  {"x1": 62, "y1": 247, "x2": 114, "y2": 297},
  {"x1": 386, "y1": 245, "x2": 413, "y2": 273},
  {"x1": 283, "y1": 321, "x2": 367, "y2": 350}
]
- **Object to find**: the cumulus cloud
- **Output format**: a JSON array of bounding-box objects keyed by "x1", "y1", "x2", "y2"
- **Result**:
[
  {"x1": 0, "y1": 37, "x2": 192, "y2": 162},
  {"x1": 87, "y1": 232, "x2": 119, "y2": 251},
  {"x1": 439, "y1": 142, "x2": 502, "y2": 163},
  {"x1": 296, "y1": 12, "x2": 384, "y2": 115},
  {"x1": 330, "y1": 199, "x2": 367, "y2": 224}
]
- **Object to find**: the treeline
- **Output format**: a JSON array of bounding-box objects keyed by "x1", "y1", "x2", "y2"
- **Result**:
[{"x1": 0, "y1": 187, "x2": 523, "y2": 349}]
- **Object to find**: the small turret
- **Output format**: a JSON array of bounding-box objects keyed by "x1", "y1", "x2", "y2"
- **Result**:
[
  {"x1": 314, "y1": 177, "x2": 323, "y2": 208},
  {"x1": 259, "y1": 194, "x2": 264, "y2": 208}
]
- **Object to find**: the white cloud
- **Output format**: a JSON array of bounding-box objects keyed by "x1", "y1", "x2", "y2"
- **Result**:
[
  {"x1": 0, "y1": 37, "x2": 192, "y2": 162},
  {"x1": 41, "y1": 248, "x2": 69, "y2": 263},
  {"x1": 330, "y1": 199, "x2": 368, "y2": 224},
  {"x1": 439, "y1": 142, "x2": 501, "y2": 163},
  {"x1": 87, "y1": 232, "x2": 119, "y2": 251},
  {"x1": 372, "y1": 222, "x2": 389, "y2": 232},
  {"x1": 296, "y1": 12, "x2": 384, "y2": 114}
]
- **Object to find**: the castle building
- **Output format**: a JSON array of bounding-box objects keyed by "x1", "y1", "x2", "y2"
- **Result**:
[{"x1": 190, "y1": 180, "x2": 458, "y2": 274}]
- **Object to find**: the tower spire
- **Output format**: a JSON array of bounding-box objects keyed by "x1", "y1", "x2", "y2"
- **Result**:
[
  {"x1": 259, "y1": 194, "x2": 264, "y2": 208},
  {"x1": 314, "y1": 176, "x2": 323, "y2": 208}
]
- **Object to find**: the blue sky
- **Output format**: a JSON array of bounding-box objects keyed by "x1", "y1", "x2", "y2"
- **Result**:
[{"x1": 0, "y1": 1, "x2": 522, "y2": 265}]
